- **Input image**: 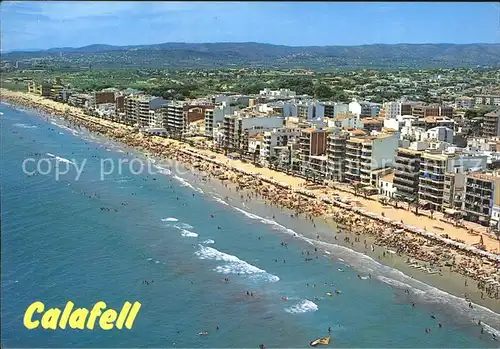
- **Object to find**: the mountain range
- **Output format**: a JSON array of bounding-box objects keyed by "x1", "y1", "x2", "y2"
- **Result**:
[{"x1": 3, "y1": 42, "x2": 499, "y2": 69}]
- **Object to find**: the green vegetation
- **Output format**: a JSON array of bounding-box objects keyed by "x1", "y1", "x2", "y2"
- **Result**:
[
  {"x1": 2, "y1": 66, "x2": 498, "y2": 106},
  {"x1": 4, "y1": 43, "x2": 500, "y2": 70}
]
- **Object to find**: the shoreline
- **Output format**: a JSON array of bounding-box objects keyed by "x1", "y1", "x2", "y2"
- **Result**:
[
  {"x1": 182, "y1": 167, "x2": 500, "y2": 315},
  {"x1": 1, "y1": 90, "x2": 500, "y2": 314}
]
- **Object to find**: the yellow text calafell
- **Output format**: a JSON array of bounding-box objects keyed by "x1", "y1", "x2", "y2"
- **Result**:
[{"x1": 24, "y1": 301, "x2": 141, "y2": 330}]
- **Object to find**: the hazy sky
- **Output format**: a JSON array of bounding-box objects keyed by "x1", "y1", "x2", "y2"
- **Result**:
[{"x1": 1, "y1": 1, "x2": 499, "y2": 51}]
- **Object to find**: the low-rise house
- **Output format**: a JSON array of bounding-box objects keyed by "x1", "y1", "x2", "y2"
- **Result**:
[{"x1": 378, "y1": 171, "x2": 396, "y2": 198}]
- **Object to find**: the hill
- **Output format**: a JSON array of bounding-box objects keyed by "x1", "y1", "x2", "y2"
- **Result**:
[{"x1": 3, "y1": 42, "x2": 499, "y2": 69}]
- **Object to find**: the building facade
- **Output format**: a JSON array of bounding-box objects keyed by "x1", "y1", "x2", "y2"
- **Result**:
[{"x1": 463, "y1": 173, "x2": 500, "y2": 226}]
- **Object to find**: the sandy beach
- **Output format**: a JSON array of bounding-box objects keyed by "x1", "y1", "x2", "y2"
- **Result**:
[{"x1": 2, "y1": 89, "x2": 499, "y2": 308}]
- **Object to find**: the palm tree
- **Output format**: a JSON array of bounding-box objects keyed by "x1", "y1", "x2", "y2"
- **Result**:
[
  {"x1": 353, "y1": 182, "x2": 363, "y2": 196},
  {"x1": 391, "y1": 195, "x2": 401, "y2": 209},
  {"x1": 412, "y1": 197, "x2": 419, "y2": 215}
]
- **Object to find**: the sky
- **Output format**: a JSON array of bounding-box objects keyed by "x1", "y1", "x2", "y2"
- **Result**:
[{"x1": 1, "y1": 1, "x2": 499, "y2": 51}]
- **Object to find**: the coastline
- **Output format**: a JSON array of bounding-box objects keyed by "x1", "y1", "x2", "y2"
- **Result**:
[
  {"x1": 1, "y1": 89, "x2": 499, "y2": 315},
  {"x1": 183, "y1": 167, "x2": 500, "y2": 314}
]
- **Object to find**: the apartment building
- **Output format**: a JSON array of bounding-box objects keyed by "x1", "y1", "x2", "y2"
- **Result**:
[
  {"x1": 412, "y1": 105, "x2": 453, "y2": 118},
  {"x1": 344, "y1": 131, "x2": 399, "y2": 187},
  {"x1": 261, "y1": 127, "x2": 300, "y2": 165},
  {"x1": 165, "y1": 101, "x2": 187, "y2": 133},
  {"x1": 222, "y1": 114, "x2": 283, "y2": 153},
  {"x1": 296, "y1": 101, "x2": 318, "y2": 120},
  {"x1": 483, "y1": 110, "x2": 500, "y2": 138},
  {"x1": 326, "y1": 112, "x2": 363, "y2": 129},
  {"x1": 463, "y1": 173, "x2": 500, "y2": 226},
  {"x1": 91, "y1": 91, "x2": 116, "y2": 106},
  {"x1": 68, "y1": 93, "x2": 91, "y2": 108},
  {"x1": 443, "y1": 173, "x2": 466, "y2": 212},
  {"x1": 47, "y1": 78, "x2": 64, "y2": 101},
  {"x1": 115, "y1": 95, "x2": 125, "y2": 113},
  {"x1": 124, "y1": 95, "x2": 167, "y2": 127},
  {"x1": 393, "y1": 147, "x2": 423, "y2": 200},
  {"x1": 455, "y1": 96, "x2": 475, "y2": 109},
  {"x1": 475, "y1": 94, "x2": 500, "y2": 106},
  {"x1": 204, "y1": 103, "x2": 233, "y2": 138},
  {"x1": 298, "y1": 128, "x2": 331, "y2": 178},
  {"x1": 27, "y1": 80, "x2": 36, "y2": 93},
  {"x1": 466, "y1": 137, "x2": 499, "y2": 152},
  {"x1": 349, "y1": 101, "x2": 381, "y2": 118},
  {"x1": 326, "y1": 130, "x2": 349, "y2": 182},
  {"x1": 27, "y1": 80, "x2": 52, "y2": 97},
  {"x1": 423, "y1": 117, "x2": 455, "y2": 131},
  {"x1": 319, "y1": 102, "x2": 349, "y2": 118},
  {"x1": 419, "y1": 151, "x2": 487, "y2": 212},
  {"x1": 259, "y1": 88, "x2": 296, "y2": 99},
  {"x1": 362, "y1": 118, "x2": 385, "y2": 132},
  {"x1": 425, "y1": 126, "x2": 454, "y2": 143},
  {"x1": 382, "y1": 101, "x2": 421, "y2": 119}
]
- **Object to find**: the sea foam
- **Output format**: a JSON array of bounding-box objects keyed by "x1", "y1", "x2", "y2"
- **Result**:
[
  {"x1": 46, "y1": 153, "x2": 75, "y2": 165},
  {"x1": 13, "y1": 123, "x2": 37, "y2": 129},
  {"x1": 181, "y1": 229, "x2": 198, "y2": 238},
  {"x1": 284, "y1": 299, "x2": 318, "y2": 314},
  {"x1": 154, "y1": 165, "x2": 171, "y2": 175},
  {"x1": 233, "y1": 207, "x2": 297, "y2": 235},
  {"x1": 172, "y1": 175, "x2": 195, "y2": 190},
  {"x1": 161, "y1": 217, "x2": 178, "y2": 222},
  {"x1": 231, "y1": 206, "x2": 500, "y2": 332},
  {"x1": 194, "y1": 245, "x2": 279, "y2": 282},
  {"x1": 212, "y1": 196, "x2": 229, "y2": 206}
]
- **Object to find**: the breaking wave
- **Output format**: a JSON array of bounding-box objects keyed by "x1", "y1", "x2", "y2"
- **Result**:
[
  {"x1": 284, "y1": 299, "x2": 318, "y2": 314},
  {"x1": 46, "y1": 153, "x2": 76, "y2": 165},
  {"x1": 161, "y1": 217, "x2": 178, "y2": 222},
  {"x1": 13, "y1": 123, "x2": 37, "y2": 129},
  {"x1": 194, "y1": 245, "x2": 279, "y2": 282},
  {"x1": 180, "y1": 229, "x2": 198, "y2": 238}
]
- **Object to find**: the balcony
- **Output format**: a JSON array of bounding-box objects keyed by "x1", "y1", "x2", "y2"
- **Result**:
[
  {"x1": 394, "y1": 175, "x2": 415, "y2": 185},
  {"x1": 346, "y1": 143, "x2": 362, "y2": 150}
]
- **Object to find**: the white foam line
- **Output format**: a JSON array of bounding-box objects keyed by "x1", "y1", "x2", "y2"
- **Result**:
[
  {"x1": 46, "y1": 153, "x2": 75, "y2": 165},
  {"x1": 181, "y1": 229, "x2": 198, "y2": 238},
  {"x1": 212, "y1": 196, "x2": 229, "y2": 206},
  {"x1": 195, "y1": 245, "x2": 279, "y2": 282},
  {"x1": 161, "y1": 217, "x2": 178, "y2": 222},
  {"x1": 173, "y1": 175, "x2": 196, "y2": 190},
  {"x1": 233, "y1": 206, "x2": 297, "y2": 235},
  {"x1": 231, "y1": 205, "x2": 500, "y2": 330},
  {"x1": 284, "y1": 299, "x2": 318, "y2": 314},
  {"x1": 13, "y1": 123, "x2": 37, "y2": 129}
]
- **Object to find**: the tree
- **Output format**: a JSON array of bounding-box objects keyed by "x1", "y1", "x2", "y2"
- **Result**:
[
  {"x1": 411, "y1": 197, "x2": 419, "y2": 215},
  {"x1": 353, "y1": 182, "x2": 363, "y2": 196},
  {"x1": 314, "y1": 84, "x2": 332, "y2": 99},
  {"x1": 464, "y1": 110, "x2": 480, "y2": 119},
  {"x1": 391, "y1": 195, "x2": 401, "y2": 209}
]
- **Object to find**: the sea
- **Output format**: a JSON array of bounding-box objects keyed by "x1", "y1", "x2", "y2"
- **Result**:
[{"x1": 1, "y1": 103, "x2": 499, "y2": 348}]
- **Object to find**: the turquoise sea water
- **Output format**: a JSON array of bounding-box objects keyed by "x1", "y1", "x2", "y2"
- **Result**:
[{"x1": 1, "y1": 103, "x2": 499, "y2": 348}]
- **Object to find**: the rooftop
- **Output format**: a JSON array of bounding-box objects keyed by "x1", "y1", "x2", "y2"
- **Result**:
[
  {"x1": 362, "y1": 118, "x2": 384, "y2": 125},
  {"x1": 485, "y1": 110, "x2": 500, "y2": 118},
  {"x1": 467, "y1": 172, "x2": 500, "y2": 181},
  {"x1": 398, "y1": 147, "x2": 422, "y2": 155},
  {"x1": 381, "y1": 172, "x2": 395, "y2": 183}
]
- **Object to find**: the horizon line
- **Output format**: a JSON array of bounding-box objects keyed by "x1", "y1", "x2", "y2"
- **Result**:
[{"x1": 3, "y1": 41, "x2": 499, "y2": 53}]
